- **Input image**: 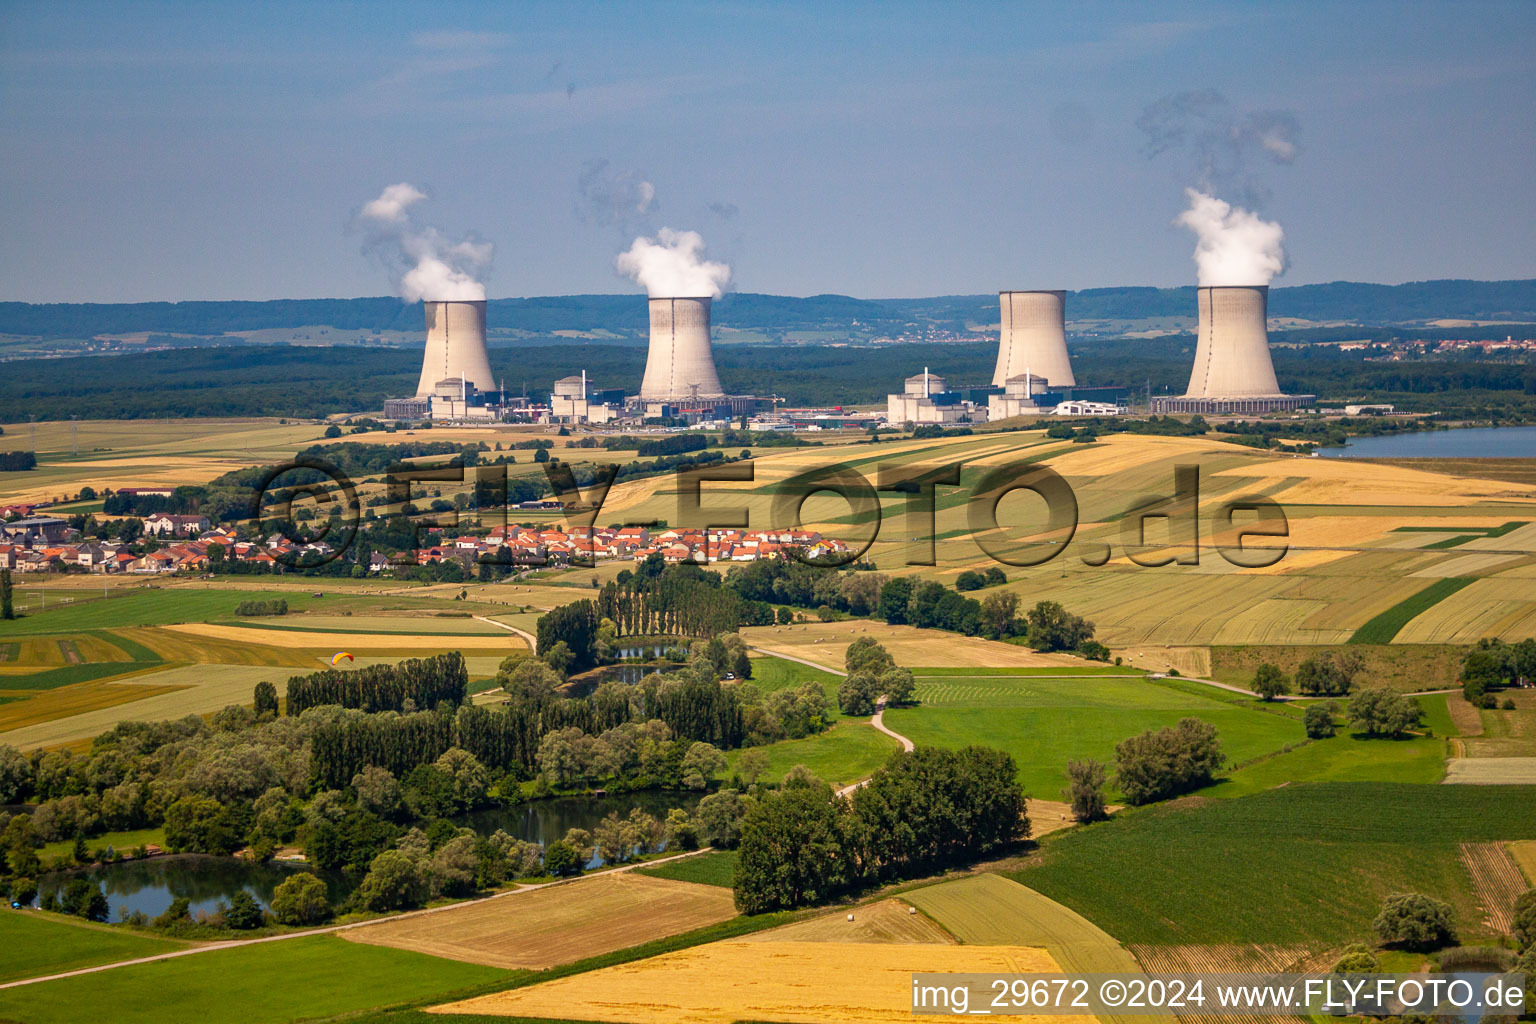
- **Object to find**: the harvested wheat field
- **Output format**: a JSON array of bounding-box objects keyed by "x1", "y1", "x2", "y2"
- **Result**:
[
  {"x1": 1131, "y1": 944, "x2": 1336, "y2": 1024},
  {"x1": 743, "y1": 898, "x2": 953, "y2": 944},
  {"x1": 1443, "y1": 758, "x2": 1536, "y2": 784},
  {"x1": 430, "y1": 939, "x2": 1078, "y2": 1024},
  {"x1": 1458, "y1": 842, "x2": 1529, "y2": 935},
  {"x1": 345, "y1": 871, "x2": 735, "y2": 970},
  {"x1": 741, "y1": 622, "x2": 1087, "y2": 671},
  {"x1": 160, "y1": 622, "x2": 526, "y2": 651}
]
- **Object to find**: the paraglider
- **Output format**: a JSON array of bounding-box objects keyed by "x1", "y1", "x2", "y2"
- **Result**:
[{"x1": 330, "y1": 651, "x2": 354, "y2": 667}]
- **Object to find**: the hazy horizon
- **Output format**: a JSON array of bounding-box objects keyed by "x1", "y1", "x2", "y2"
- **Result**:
[{"x1": 2, "y1": 1, "x2": 1533, "y2": 303}]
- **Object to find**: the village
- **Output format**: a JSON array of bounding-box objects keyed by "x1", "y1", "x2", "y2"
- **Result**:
[{"x1": 0, "y1": 502, "x2": 847, "y2": 576}]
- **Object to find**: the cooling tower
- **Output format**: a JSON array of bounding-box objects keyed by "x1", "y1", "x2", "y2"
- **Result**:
[
  {"x1": 993, "y1": 290, "x2": 1074, "y2": 387},
  {"x1": 639, "y1": 296, "x2": 725, "y2": 401},
  {"x1": 415, "y1": 300, "x2": 495, "y2": 397},
  {"x1": 1182, "y1": 286, "x2": 1281, "y2": 398}
]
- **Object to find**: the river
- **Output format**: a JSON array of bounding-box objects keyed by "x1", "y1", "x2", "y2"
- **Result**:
[{"x1": 1316, "y1": 425, "x2": 1536, "y2": 458}]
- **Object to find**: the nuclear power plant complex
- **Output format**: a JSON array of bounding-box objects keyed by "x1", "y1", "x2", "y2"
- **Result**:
[
  {"x1": 379, "y1": 276, "x2": 1328, "y2": 428},
  {"x1": 1152, "y1": 285, "x2": 1314, "y2": 414}
]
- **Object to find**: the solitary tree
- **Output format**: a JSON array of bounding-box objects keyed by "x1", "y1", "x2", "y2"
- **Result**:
[
  {"x1": 1252, "y1": 663, "x2": 1290, "y2": 702},
  {"x1": 1304, "y1": 703, "x2": 1337, "y2": 739},
  {"x1": 1373, "y1": 892, "x2": 1456, "y2": 950},
  {"x1": 0, "y1": 568, "x2": 13, "y2": 620},
  {"x1": 1062, "y1": 758, "x2": 1108, "y2": 823},
  {"x1": 270, "y1": 872, "x2": 330, "y2": 925},
  {"x1": 253, "y1": 681, "x2": 278, "y2": 718}
]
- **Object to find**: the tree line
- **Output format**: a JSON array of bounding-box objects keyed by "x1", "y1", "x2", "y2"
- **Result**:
[
  {"x1": 734, "y1": 746, "x2": 1028, "y2": 913},
  {"x1": 285, "y1": 652, "x2": 467, "y2": 717}
]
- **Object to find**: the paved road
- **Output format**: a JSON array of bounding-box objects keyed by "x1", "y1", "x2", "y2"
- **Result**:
[
  {"x1": 836, "y1": 702, "x2": 916, "y2": 797},
  {"x1": 0, "y1": 845, "x2": 713, "y2": 991}
]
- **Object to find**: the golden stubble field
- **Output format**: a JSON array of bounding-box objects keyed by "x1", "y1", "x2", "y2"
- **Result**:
[
  {"x1": 346, "y1": 871, "x2": 737, "y2": 970},
  {"x1": 431, "y1": 939, "x2": 1078, "y2": 1024},
  {"x1": 741, "y1": 621, "x2": 1091, "y2": 670}
]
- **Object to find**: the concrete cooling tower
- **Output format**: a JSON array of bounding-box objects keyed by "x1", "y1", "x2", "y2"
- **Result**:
[
  {"x1": 1184, "y1": 286, "x2": 1281, "y2": 398},
  {"x1": 1153, "y1": 285, "x2": 1313, "y2": 414},
  {"x1": 639, "y1": 296, "x2": 725, "y2": 401},
  {"x1": 415, "y1": 300, "x2": 495, "y2": 397},
  {"x1": 993, "y1": 291, "x2": 1074, "y2": 387}
]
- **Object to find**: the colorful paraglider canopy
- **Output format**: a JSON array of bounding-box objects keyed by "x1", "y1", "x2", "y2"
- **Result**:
[{"x1": 330, "y1": 651, "x2": 354, "y2": 666}]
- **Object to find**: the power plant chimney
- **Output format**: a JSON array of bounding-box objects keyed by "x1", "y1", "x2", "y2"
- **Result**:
[
  {"x1": 994, "y1": 291, "x2": 1074, "y2": 387},
  {"x1": 1182, "y1": 285, "x2": 1281, "y2": 398},
  {"x1": 639, "y1": 296, "x2": 725, "y2": 401},
  {"x1": 416, "y1": 300, "x2": 494, "y2": 397}
]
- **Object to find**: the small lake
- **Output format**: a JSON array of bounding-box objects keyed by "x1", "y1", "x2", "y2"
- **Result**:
[
  {"x1": 37, "y1": 854, "x2": 352, "y2": 924},
  {"x1": 1316, "y1": 425, "x2": 1536, "y2": 458},
  {"x1": 455, "y1": 790, "x2": 701, "y2": 869},
  {"x1": 562, "y1": 661, "x2": 683, "y2": 696},
  {"x1": 35, "y1": 791, "x2": 700, "y2": 920}
]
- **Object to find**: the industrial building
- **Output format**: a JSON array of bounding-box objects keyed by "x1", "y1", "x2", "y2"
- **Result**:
[
  {"x1": 988, "y1": 371, "x2": 1055, "y2": 419},
  {"x1": 993, "y1": 290, "x2": 1075, "y2": 387},
  {"x1": 1153, "y1": 286, "x2": 1314, "y2": 414},
  {"x1": 549, "y1": 372, "x2": 624, "y2": 424},
  {"x1": 886, "y1": 369, "x2": 988, "y2": 425}
]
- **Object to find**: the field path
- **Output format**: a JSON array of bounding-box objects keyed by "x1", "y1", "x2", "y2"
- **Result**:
[
  {"x1": 836, "y1": 704, "x2": 914, "y2": 797},
  {"x1": 474, "y1": 615, "x2": 536, "y2": 647},
  {"x1": 0, "y1": 844, "x2": 715, "y2": 990},
  {"x1": 747, "y1": 645, "x2": 845, "y2": 677}
]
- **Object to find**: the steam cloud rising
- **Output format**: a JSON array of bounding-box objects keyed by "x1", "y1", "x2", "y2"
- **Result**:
[
  {"x1": 354, "y1": 184, "x2": 492, "y2": 302},
  {"x1": 575, "y1": 159, "x2": 658, "y2": 231},
  {"x1": 1139, "y1": 90, "x2": 1297, "y2": 287},
  {"x1": 616, "y1": 228, "x2": 731, "y2": 298},
  {"x1": 1176, "y1": 189, "x2": 1286, "y2": 287}
]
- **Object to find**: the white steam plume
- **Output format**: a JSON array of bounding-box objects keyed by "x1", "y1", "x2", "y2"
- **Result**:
[
  {"x1": 1175, "y1": 189, "x2": 1286, "y2": 287},
  {"x1": 615, "y1": 227, "x2": 731, "y2": 298},
  {"x1": 353, "y1": 184, "x2": 491, "y2": 302}
]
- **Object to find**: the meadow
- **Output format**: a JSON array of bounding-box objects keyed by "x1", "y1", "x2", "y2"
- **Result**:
[
  {"x1": 635, "y1": 849, "x2": 738, "y2": 888},
  {"x1": 722, "y1": 719, "x2": 901, "y2": 789},
  {"x1": 0, "y1": 910, "x2": 184, "y2": 984},
  {"x1": 1011, "y1": 782, "x2": 1536, "y2": 947},
  {"x1": 883, "y1": 674, "x2": 1303, "y2": 799},
  {"x1": 0, "y1": 933, "x2": 505, "y2": 1024}
]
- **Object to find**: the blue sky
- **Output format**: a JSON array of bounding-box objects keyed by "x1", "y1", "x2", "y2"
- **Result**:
[{"x1": 1, "y1": 1, "x2": 1532, "y2": 302}]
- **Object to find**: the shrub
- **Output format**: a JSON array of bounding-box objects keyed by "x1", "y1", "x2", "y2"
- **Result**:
[
  {"x1": 223, "y1": 889, "x2": 265, "y2": 929},
  {"x1": 1513, "y1": 888, "x2": 1535, "y2": 948},
  {"x1": 1346, "y1": 688, "x2": 1422, "y2": 738},
  {"x1": 1372, "y1": 892, "x2": 1456, "y2": 950},
  {"x1": 543, "y1": 839, "x2": 582, "y2": 877},
  {"x1": 1330, "y1": 942, "x2": 1379, "y2": 973},
  {"x1": 270, "y1": 873, "x2": 330, "y2": 926},
  {"x1": 1114, "y1": 718, "x2": 1224, "y2": 805},
  {"x1": 1252, "y1": 663, "x2": 1290, "y2": 701},
  {"x1": 837, "y1": 672, "x2": 880, "y2": 716},
  {"x1": 58, "y1": 879, "x2": 108, "y2": 921},
  {"x1": 236, "y1": 599, "x2": 288, "y2": 617},
  {"x1": 152, "y1": 896, "x2": 192, "y2": 930}
]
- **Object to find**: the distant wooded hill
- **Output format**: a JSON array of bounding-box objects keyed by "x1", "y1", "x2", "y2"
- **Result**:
[{"x1": 3, "y1": 279, "x2": 1534, "y2": 339}]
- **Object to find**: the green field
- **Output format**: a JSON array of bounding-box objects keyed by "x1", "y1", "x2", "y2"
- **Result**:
[
  {"x1": 1347, "y1": 577, "x2": 1477, "y2": 644},
  {"x1": 1012, "y1": 783, "x2": 1536, "y2": 946},
  {"x1": 0, "y1": 660, "x2": 162, "y2": 690},
  {"x1": 38, "y1": 826, "x2": 166, "y2": 862},
  {"x1": 722, "y1": 720, "x2": 900, "y2": 789},
  {"x1": 0, "y1": 589, "x2": 321, "y2": 636},
  {"x1": 746, "y1": 655, "x2": 842, "y2": 701},
  {"x1": 884, "y1": 675, "x2": 1302, "y2": 799},
  {"x1": 0, "y1": 910, "x2": 185, "y2": 984},
  {"x1": 1201, "y1": 733, "x2": 1446, "y2": 797},
  {"x1": 635, "y1": 849, "x2": 738, "y2": 888},
  {"x1": 0, "y1": 933, "x2": 505, "y2": 1024}
]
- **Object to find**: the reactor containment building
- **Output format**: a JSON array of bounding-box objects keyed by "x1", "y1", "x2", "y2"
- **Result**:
[{"x1": 1153, "y1": 285, "x2": 1314, "y2": 415}]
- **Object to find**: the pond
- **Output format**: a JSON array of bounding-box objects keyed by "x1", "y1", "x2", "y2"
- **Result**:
[
  {"x1": 37, "y1": 854, "x2": 353, "y2": 924},
  {"x1": 562, "y1": 661, "x2": 683, "y2": 696},
  {"x1": 1316, "y1": 425, "x2": 1536, "y2": 458},
  {"x1": 454, "y1": 790, "x2": 701, "y2": 869}
]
